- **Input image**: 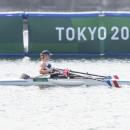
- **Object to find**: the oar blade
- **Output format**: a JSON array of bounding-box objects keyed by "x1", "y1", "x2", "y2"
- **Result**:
[
  {"x1": 106, "y1": 79, "x2": 121, "y2": 88},
  {"x1": 112, "y1": 80, "x2": 121, "y2": 88},
  {"x1": 113, "y1": 75, "x2": 119, "y2": 79}
]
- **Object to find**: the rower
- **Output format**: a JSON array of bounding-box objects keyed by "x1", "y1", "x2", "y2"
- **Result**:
[
  {"x1": 39, "y1": 50, "x2": 54, "y2": 76},
  {"x1": 39, "y1": 50, "x2": 70, "y2": 78}
]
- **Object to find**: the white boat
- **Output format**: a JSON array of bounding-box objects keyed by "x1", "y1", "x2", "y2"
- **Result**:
[{"x1": 0, "y1": 76, "x2": 130, "y2": 88}]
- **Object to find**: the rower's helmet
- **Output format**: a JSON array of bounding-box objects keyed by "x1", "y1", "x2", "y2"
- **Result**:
[{"x1": 40, "y1": 50, "x2": 52, "y2": 56}]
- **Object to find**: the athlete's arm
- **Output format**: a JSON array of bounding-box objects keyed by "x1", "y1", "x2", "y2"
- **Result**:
[{"x1": 39, "y1": 63, "x2": 49, "y2": 75}]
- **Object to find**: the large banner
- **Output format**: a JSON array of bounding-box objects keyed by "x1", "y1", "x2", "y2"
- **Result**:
[
  {"x1": 27, "y1": 12, "x2": 130, "y2": 56},
  {"x1": 0, "y1": 12, "x2": 24, "y2": 56}
]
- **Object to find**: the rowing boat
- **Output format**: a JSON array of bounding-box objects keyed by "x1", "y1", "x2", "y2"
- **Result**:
[{"x1": 0, "y1": 76, "x2": 130, "y2": 87}]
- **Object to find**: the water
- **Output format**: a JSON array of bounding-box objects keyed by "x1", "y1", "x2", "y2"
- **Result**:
[{"x1": 0, "y1": 57, "x2": 130, "y2": 130}]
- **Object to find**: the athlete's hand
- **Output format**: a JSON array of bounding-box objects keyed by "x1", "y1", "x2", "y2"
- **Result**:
[
  {"x1": 63, "y1": 69, "x2": 70, "y2": 77},
  {"x1": 48, "y1": 68, "x2": 53, "y2": 73},
  {"x1": 48, "y1": 68, "x2": 57, "y2": 73}
]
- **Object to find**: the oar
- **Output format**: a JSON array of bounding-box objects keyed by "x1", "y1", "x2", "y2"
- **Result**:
[
  {"x1": 71, "y1": 70, "x2": 111, "y2": 78},
  {"x1": 55, "y1": 68, "x2": 111, "y2": 79},
  {"x1": 56, "y1": 69, "x2": 121, "y2": 88},
  {"x1": 68, "y1": 72, "x2": 114, "y2": 87}
]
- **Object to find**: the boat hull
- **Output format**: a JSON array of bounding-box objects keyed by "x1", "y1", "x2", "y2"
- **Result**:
[{"x1": 0, "y1": 77, "x2": 129, "y2": 87}]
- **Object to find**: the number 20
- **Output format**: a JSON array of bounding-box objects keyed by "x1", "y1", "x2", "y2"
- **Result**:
[{"x1": 111, "y1": 26, "x2": 129, "y2": 40}]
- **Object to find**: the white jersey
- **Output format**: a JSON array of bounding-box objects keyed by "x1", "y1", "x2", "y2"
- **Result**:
[{"x1": 41, "y1": 62, "x2": 52, "y2": 70}]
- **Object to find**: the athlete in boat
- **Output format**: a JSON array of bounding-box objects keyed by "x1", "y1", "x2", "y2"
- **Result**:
[
  {"x1": 39, "y1": 50, "x2": 70, "y2": 78},
  {"x1": 39, "y1": 50, "x2": 54, "y2": 75}
]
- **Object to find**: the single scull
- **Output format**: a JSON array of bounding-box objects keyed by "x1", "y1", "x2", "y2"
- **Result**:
[{"x1": 0, "y1": 75, "x2": 130, "y2": 88}]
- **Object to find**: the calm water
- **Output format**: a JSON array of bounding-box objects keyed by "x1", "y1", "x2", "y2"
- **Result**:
[{"x1": 0, "y1": 57, "x2": 130, "y2": 130}]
